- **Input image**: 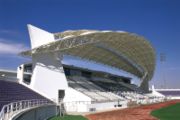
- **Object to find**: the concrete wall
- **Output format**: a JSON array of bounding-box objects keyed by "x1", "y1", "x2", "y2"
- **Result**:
[
  {"x1": 12, "y1": 105, "x2": 57, "y2": 120},
  {"x1": 31, "y1": 53, "x2": 68, "y2": 103},
  {"x1": 64, "y1": 100, "x2": 127, "y2": 113},
  {"x1": 17, "y1": 64, "x2": 24, "y2": 84},
  {"x1": 169, "y1": 96, "x2": 180, "y2": 99},
  {"x1": 87, "y1": 101, "x2": 127, "y2": 112},
  {"x1": 64, "y1": 87, "x2": 91, "y2": 102},
  {"x1": 63, "y1": 87, "x2": 91, "y2": 112}
]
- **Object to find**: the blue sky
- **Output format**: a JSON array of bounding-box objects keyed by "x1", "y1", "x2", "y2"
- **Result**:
[{"x1": 0, "y1": 0, "x2": 180, "y2": 88}]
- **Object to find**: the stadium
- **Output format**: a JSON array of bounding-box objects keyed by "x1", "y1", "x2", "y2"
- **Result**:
[{"x1": 0, "y1": 24, "x2": 179, "y2": 120}]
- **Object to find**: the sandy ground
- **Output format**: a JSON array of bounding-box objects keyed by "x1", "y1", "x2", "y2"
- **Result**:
[{"x1": 86, "y1": 100, "x2": 180, "y2": 120}]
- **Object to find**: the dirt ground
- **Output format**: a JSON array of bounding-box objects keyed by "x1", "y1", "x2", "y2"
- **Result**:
[{"x1": 86, "y1": 100, "x2": 180, "y2": 120}]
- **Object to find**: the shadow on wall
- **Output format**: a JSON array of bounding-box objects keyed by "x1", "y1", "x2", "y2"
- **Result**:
[
  {"x1": 33, "y1": 52, "x2": 64, "y2": 73},
  {"x1": 13, "y1": 105, "x2": 57, "y2": 120}
]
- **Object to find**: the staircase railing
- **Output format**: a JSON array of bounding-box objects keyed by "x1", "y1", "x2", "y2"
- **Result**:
[{"x1": 0, "y1": 99, "x2": 54, "y2": 120}]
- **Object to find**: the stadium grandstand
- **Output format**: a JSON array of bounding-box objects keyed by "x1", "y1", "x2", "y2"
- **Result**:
[
  {"x1": 154, "y1": 89, "x2": 180, "y2": 99},
  {"x1": 0, "y1": 24, "x2": 168, "y2": 120}
]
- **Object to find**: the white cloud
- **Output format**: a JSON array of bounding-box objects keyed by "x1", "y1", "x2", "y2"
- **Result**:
[
  {"x1": 0, "y1": 38, "x2": 29, "y2": 55},
  {"x1": 0, "y1": 29, "x2": 20, "y2": 36}
]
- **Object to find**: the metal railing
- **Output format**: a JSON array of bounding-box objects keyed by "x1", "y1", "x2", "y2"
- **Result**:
[{"x1": 0, "y1": 99, "x2": 54, "y2": 120}]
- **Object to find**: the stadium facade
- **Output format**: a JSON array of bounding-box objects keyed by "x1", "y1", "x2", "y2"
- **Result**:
[
  {"x1": 1, "y1": 24, "x2": 167, "y2": 120},
  {"x1": 16, "y1": 24, "x2": 157, "y2": 112}
]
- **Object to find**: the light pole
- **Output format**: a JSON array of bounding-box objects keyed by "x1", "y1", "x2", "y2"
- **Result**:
[{"x1": 160, "y1": 53, "x2": 166, "y2": 89}]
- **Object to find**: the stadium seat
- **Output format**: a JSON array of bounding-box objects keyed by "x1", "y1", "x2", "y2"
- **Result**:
[{"x1": 0, "y1": 80, "x2": 50, "y2": 111}]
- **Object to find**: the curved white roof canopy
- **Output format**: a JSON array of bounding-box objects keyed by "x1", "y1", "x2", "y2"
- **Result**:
[{"x1": 21, "y1": 30, "x2": 156, "y2": 85}]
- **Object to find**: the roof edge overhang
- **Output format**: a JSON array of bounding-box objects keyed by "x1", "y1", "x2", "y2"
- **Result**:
[{"x1": 19, "y1": 30, "x2": 156, "y2": 86}]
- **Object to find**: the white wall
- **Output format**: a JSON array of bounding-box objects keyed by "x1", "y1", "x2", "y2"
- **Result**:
[
  {"x1": 64, "y1": 87, "x2": 91, "y2": 102},
  {"x1": 87, "y1": 101, "x2": 127, "y2": 112},
  {"x1": 30, "y1": 53, "x2": 68, "y2": 103},
  {"x1": 169, "y1": 96, "x2": 180, "y2": 99},
  {"x1": 17, "y1": 64, "x2": 24, "y2": 84},
  {"x1": 63, "y1": 87, "x2": 91, "y2": 112}
]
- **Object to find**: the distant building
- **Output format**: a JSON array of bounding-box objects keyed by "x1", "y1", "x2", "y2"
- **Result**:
[{"x1": 0, "y1": 69, "x2": 17, "y2": 81}]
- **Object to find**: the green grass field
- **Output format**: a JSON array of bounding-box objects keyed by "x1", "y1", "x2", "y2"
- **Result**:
[
  {"x1": 48, "y1": 115, "x2": 88, "y2": 120},
  {"x1": 151, "y1": 103, "x2": 180, "y2": 120}
]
